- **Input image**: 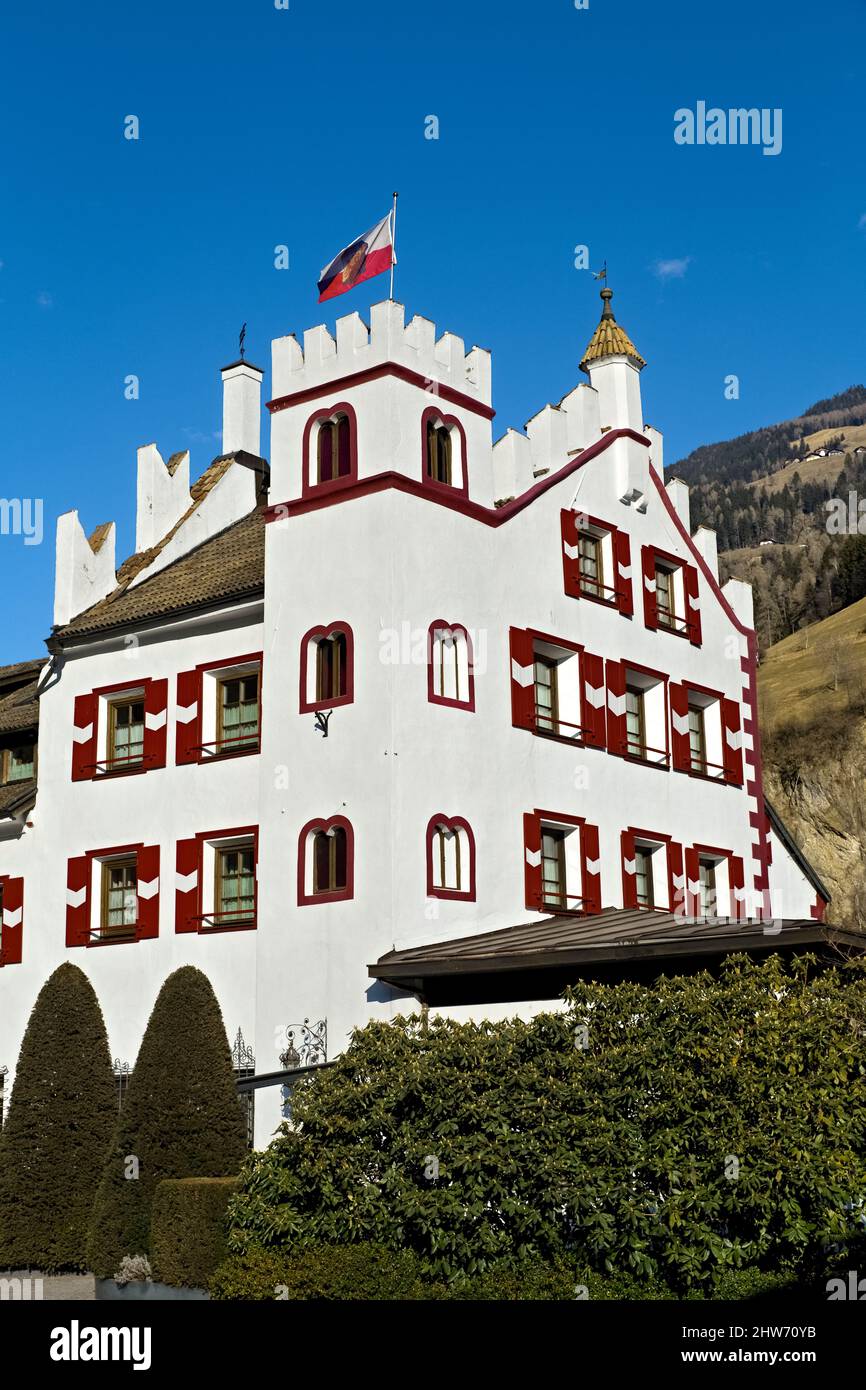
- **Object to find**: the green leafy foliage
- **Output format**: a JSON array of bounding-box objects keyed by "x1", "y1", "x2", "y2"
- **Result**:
[
  {"x1": 151, "y1": 1177, "x2": 238, "y2": 1288},
  {"x1": 226, "y1": 957, "x2": 866, "y2": 1291},
  {"x1": 87, "y1": 967, "x2": 246, "y2": 1278},
  {"x1": 0, "y1": 965, "x2": 117, "y2": 1272},
  {"x1": 211, "y1": 1243, "x2": 442, "y2": 1301}
]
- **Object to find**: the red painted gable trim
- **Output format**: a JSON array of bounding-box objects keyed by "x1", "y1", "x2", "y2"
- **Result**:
[
  {"x1": 267, "y1": 361, "x2": 496, "y2": 421},
  {"x1": 266, "y1": 427, "x2": 650, "y2": 527}
]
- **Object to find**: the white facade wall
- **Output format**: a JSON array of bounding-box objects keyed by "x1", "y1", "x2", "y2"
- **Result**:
[{"x1": 0, "y1": 298, "x2": 821, "y2": 1149}]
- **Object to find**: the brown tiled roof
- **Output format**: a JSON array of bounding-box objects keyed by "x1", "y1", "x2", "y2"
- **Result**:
[
  {"x1": 0, "y1": 662, "x2": 44, "y2": 736},
  {"x1": 56, "y1": 507, "x2": 265, "y2": 641},
  {"x1": 580, "y1": 287, "x2": 646, "y2": 374},
  {"x1": 113, "y1": 455, "x2": 237, "y2": 590},
  {"x1": 0, "y1": 778, "x2": 37, "y2": 818}
]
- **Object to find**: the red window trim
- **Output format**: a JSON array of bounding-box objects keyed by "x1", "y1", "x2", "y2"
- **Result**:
[
  {"x1": 297, "y1": 815, "x2": 355, "y2": 906},
  {"x1": 427, "y1": 621, "x2": 476, "y2": 711},
  {"x1": 672, "y1": 680, "x2": 729, "y2": 783},
  {"x1": 299, "y1": 623, "x2": 355, "y2": 714},
  {"x1": 621, "y1": 659, "x2": 671, "y2": 769},
  {"x1": 187, "y1": 825, "x2": 259, "y2": 934},
  {"x1": 420, "y1": 406, "x2": 469, "y2": 498},
  {"x1": 0, "y1": 873, "x2": 23, "y2": 967},
  {"x1": 643, "y1": 545, "x2": 702, "y2": 644},
  {"x1": 74, "y1": 676, "x2": 168, "y2": 780},
  {"x1": 686, "y1": 843, "x2": 746, "y2": 919},
  {"x1": 425, "y1": 814, "x2": 476, "y2": 901},
  {"x1": 301, "y1": 401, "x2": 359, "y2": 498},
  {"x1": 622, "y1": 827, "x2": 682, "y2": 913},
  {"x1": 83, "y1": 842, "x2": 147, "y2": 948},
  {"x1": 560, "y1": 510, "x2": 632, "y2": 613},
  {"x1": 525, "y1": 808, "x2": 595, "y2": 916},
  {"x1": 180, "y1": 652, "x2": 264, "y2": 765},
  {"x1": 525, "y1": 628, "x2": 589, "y2": 746}
]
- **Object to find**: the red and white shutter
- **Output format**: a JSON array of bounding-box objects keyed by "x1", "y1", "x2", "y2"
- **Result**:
[
  {"x1": 0, "y1": 877, "x2": 24, "y2": 965},
  {"x1": 136, "y1": 845, "x2": 160, "y2": 940},
  {"x1": 509, "y1": 629, "x2": 536, "y2": 731},
  {"x1": 523, "y1": 812, "x2": 542, "y2": 912},
  {"x1": 581, "y1": 823, "x2": 601, "y2": 915},
  {"x1": 605, "y1": 659, "x2": 628, "y2": 755},
  {"x1": 684, "y1": 848, "x2": 701, "y2": 918},
  {"x1": 729, "y1": 855, "x2": 746, "y2": 920},
  {"x1": 176, "y1": 670, "x2": 202, "y2": 765},
  {"x1": 668, "y1": 840, "x2": 685, "y2": 916},
  {"x1": 721, "y1": 699, "x2": 744, "y2": 785},
  {"x1": 580, "y1": 652, "x2": 607, "y2": 749},
  {"x1": 560, "y1": 511, "x2": 580, "y2": 597},
  {"x1": 684, "y1": 565, "x2": 702, "y2": 645},
  {"x1": 621, "y1": 829, "x2": 638, "y2": 909},
  {"x1": 71, "y1": 692, "x2": 98, "y2": 781},
  {"x1": 669, "y1": 682, "x2": 691, "y2": 771},
  {"x1": 143, "y1": 679, "x2": 168, "y2": 769},
  {"x1": 614, "y1": 530, "x2": 634, "y2": 616},
  {"x1": 641, "y1": 546, "x2": 658, "y2": 630},
  {"x1": 66, "y1": 854, "x2": 91, "y2": 946},
  {"x1": 175, "y1": 837, "x2": 201, "y2": 933}
]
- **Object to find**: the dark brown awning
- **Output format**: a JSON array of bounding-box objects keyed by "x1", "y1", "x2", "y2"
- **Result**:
[{"x1": 370, "y1": 908, "x2": 864, "y2": 1006}]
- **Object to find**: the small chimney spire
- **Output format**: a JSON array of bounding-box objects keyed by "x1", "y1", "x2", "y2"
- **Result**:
[{"x1": 221, "y1": 330, "x2": 263, "y2": 457}]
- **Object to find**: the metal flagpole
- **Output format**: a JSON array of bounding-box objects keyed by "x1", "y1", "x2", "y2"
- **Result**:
[{"x1": 389, "y1": 191, "x2": 399, "y2": 300}]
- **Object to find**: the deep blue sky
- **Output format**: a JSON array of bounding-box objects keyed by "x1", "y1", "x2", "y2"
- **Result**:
[{"x1": 1, "y1": 0, "x2": 864, "y2": 661}]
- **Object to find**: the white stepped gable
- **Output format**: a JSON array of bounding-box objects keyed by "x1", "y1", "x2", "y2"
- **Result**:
[
  {"x1": 136, "y1": 444, "x2": 191, "y2": 553},
  {"x1": 54, "y1": 512, "x2": 116, "y2": 627}
]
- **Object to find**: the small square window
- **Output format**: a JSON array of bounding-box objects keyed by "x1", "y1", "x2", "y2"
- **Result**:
[
  {"x1": 101, "y1": 859, "x2": 138, "y2": 939},
  {"x1": 217, "y1": 673, "x2": 260, "y2": 753},
  {"x1": 108, "y1": 699, "x2": 144, "y2": 769},
  {"x1": 214, "y1": 845, "x2": 256, "y2": 925}
]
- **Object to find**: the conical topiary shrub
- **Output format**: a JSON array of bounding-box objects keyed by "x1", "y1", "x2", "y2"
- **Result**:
[
  {"x1": 87, "y1": 966, "x2": 246, "y2": 1279},
  {"x1": 0, "y1": 963, "x2": 117, "y2": 1272}
]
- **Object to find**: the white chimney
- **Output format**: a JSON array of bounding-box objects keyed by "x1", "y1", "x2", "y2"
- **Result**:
[{"x1": 221, "y1": 359, "x2": 264, "y2": 457}]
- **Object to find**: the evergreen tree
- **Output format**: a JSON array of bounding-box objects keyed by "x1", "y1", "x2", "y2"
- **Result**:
[
  {"x1": 87, "y1": 966, "x2": 246, "y2": 1279},
  {"x1": 0, "y1": 964, "x2": 116, "y2": 1271}
]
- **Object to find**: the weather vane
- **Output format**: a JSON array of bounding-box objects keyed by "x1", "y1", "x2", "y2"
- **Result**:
[
  {"x1": 592, "y1": 261, "x2": 608, "y2": 283},
  {"x1": 239, "y1": 322, "x2": 246, "y2": 360}
]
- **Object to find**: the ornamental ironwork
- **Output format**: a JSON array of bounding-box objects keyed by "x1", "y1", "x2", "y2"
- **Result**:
[
  {"x1": 112, "y1": 1058, "x2": 131, "y2": 1112},
  {"x1": 279, "y1": 1019, "x2": 327, "y2": 1070}
]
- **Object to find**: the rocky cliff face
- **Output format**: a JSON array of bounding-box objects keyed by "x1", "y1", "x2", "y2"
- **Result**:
[{"x1": 762, "y1": 718, "x2": 866, "y2": 929}]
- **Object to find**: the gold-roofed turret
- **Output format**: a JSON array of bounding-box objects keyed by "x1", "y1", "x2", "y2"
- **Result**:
[{"x1": 579, "y1": 286, "x2": 646, "y2": 374}]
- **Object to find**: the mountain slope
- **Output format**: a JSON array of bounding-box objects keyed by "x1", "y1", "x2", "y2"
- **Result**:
[{"x1": 758, "y1": 597, "x2": 866, "y2": 928}]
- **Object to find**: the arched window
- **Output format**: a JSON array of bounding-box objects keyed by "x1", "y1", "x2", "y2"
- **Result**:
[
  {"x1": 298, "y1": 816, "x2": 354, "y2": 905},
  {"x1": 302, "y1": 403, "x2": 358, "y2": 496},
  {"x1": 426, "y1": 815, "x2": 475, "y2": 901},
  {"x1": 316, "y1": 631, "x2": 347, "y2": 702},
  {"x1": 299, "y1": 623, "x2": 354, "y2": 712},
  {"x1": 427, "y1": 622, "x2": 475, "y2": 710},
  {"x1": 426, "y1": 419, "x2": 452, "y2": 485},
  {"x1": 420, "y1": 408, "x2": 468, "y2": 494},
  {"x1": 317, "y1": 414, "x2": 352, "y2": 484},
  {"x1": 313, "y1": 826, "x2": 347, "y2": 894}
]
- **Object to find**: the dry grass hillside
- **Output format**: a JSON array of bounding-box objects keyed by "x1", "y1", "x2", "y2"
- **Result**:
[
  {"x1": 746, "y1": 424, "x2": 866, "y2": 496},
  {"x1": 759, "y1": 597, "x2": 866, "y2": 928}
]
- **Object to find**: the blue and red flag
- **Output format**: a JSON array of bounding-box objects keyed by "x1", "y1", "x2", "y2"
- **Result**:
[{"x1": 317, "y1": 212, "x2": 395, "y2": 303}]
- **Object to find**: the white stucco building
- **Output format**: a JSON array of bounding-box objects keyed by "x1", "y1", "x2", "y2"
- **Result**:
[{"x1": 0, "y1": 288, "x2": 832, "y2": 1145}]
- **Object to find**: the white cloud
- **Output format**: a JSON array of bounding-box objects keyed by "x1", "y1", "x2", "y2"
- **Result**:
[
  {"x1": 858, "y1": 213, "x2": 866, "y2": 231},
  {"x1": 652, "y1": 257, "x2": 691, "y2": 280},
  {"x1": 36, "y1": 291, "x2": 53, "y2": 308}
]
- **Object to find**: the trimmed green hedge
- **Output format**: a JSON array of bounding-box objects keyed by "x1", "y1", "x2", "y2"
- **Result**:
[
  {"x1": 225, "y1": 955, "x2": 866, "y2": 1291},
  {"x1": 210, "y1": 1244, "x2": 800, "y2": 1301},
  {"x1": 0, "y1": 965, "x2": 117, "y2": 1272},
  {"x1": 88, "y1": 967, "x2": 247, "y2": 1279},
  {"x1": 211, "y1": 1245, "x2": 441, "y2": 1301},
  {"x1": 151, "y1": 1178, "x2": 238, "y2": 1289}
]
